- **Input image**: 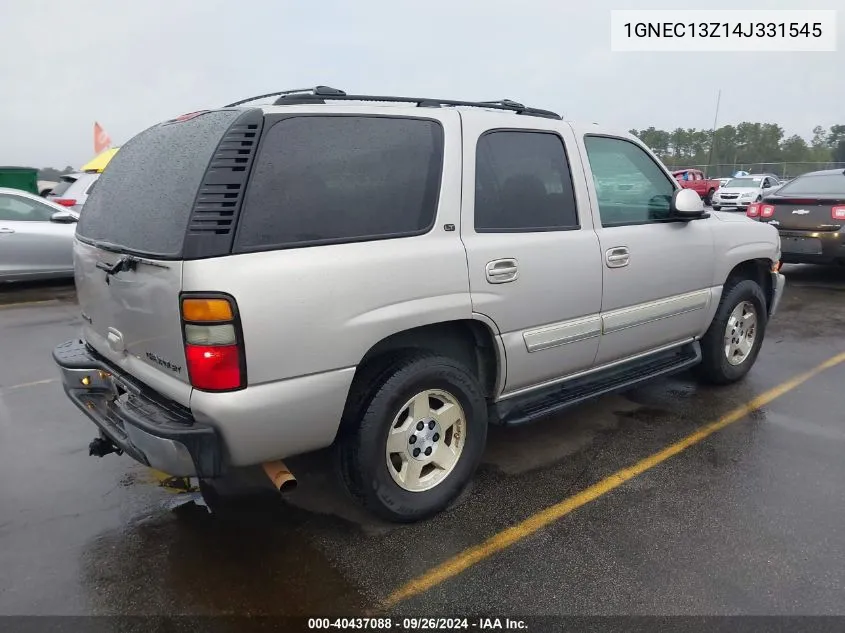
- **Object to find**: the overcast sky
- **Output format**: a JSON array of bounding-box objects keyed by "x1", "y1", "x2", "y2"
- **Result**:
[{"x1": 1, "y1": 0, "x2": 842, "y2": 168}]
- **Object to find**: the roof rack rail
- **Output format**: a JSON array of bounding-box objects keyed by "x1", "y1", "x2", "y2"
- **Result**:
[
  {"x1": 224, "y1": 86, "x2": 347, "y2": 108},
  {"x1": 224, "y1": 86, "x2": 561, "y2": 120}
]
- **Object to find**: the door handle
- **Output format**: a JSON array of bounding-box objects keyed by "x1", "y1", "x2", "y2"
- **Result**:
[
  {"x1": 486, "y1": 258, "x2": 519, "y2": 283},
  {"x1": 605, "y1": 247, "x2": 629, "y2": 268},
  {"x1": 0, "y1": 227, "x2": 14, "y2": 234}
]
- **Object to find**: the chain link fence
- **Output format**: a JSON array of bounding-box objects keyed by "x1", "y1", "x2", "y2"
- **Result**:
[{"x1": 666, "y1": 162, "x2": 845, "y2": 179}]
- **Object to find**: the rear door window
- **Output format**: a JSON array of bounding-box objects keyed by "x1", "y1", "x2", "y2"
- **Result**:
[
  {"x1": 76, "y1": 109, "x2": 242, "y2": 257},
  {"x1": 474, "y1": 130, "x2": 579, "y2": 231},
  {"x1": 233, "y1": 116, "x2": 444, "y2": 252}
]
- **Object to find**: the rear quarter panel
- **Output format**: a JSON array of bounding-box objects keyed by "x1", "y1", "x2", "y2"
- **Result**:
[{"x1": 183, "y1": 109, "x2": 470, "y2": 464}]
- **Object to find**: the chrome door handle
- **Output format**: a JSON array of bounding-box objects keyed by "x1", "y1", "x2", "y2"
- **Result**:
[
  {"x1": 486, "y1": 258, "x2": 519, "y2": 283},
  {"x1": 605, "y1": 247, "x2": 629, "y2": 268},
  {"x1": 0, "y1": 227, "x2": 14, "y2": 234}
]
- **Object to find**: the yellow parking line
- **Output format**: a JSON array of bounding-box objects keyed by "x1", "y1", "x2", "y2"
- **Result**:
[{"x1": 383, "y1": 351, "x2": 845, "y2": 608}]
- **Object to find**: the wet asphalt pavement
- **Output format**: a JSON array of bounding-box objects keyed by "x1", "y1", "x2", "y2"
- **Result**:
[{"x1": 1, "y1": 268, "x2": 845, "y2": 617}]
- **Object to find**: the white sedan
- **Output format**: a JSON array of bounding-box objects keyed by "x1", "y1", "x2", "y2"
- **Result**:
[{"x1": 0, "y1": 187, "x2": 79, "y2": 282}]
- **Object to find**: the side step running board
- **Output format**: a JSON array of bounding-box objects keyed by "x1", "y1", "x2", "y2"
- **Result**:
[{"x1": 493, "y1": 342, "x2": 701, "y2": 426}]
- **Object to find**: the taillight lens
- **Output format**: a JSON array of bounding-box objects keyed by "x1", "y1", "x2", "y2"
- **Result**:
[
  {"x1": 182, "y1": 298, "x2": 233, "y2": 322},
  {"x1": 760, "y1": 204, "x2": 775, "y2": 218},
  {"x1": 832, "y1": 206, "x2": 845, "y2": 220},
  {"x1": 746, "y1": 204, "x2": 760, "y2": 218},
  {"x1": 181, "y1": 295, "x2": 245, "y2": 391},
  {"x1": 53, "y1": 198, "x2": 76, "y2": 207},
  {"x1": 185, "y1": 345, "x2": 242, "y2": 391}
]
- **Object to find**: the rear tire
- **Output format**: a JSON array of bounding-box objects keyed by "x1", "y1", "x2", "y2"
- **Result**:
[
  {"x1": 712, "y1": 205, "x2": 721, "y2": 211},
  {"x1": 694, "y1": 279, "x2": 767, "y2": 385},
  {"x1": 337, "y1": 352, "x2": 488, "y2": 523},
  {"x1": 705, "y1": 188, "x2": 715, "y2": 205}
]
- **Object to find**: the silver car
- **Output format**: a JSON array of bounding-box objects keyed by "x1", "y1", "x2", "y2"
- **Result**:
[
  {"x1": 0, "y1": 187, "x2": 79, "y2": 282},
  {"x1": 46, "y1": 172, "x2": 100, "y2": 213},
  {"x1": 711, "y1": 174, "x2": 781, "y2": 210},
  {"x1": 52, "y1": 88, "x2": 784, "y2": 522}
]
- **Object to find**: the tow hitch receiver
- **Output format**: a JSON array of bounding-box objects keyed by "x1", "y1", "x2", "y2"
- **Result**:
[{"x1": 88, "y1": 435, "x2": 122, "y2": 458}]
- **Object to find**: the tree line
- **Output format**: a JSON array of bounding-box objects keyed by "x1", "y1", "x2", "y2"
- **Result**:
[
  {"x1": 629, "y1": 123, "x2": 845, "y2": 178},
  {"x1": 38, "y1": 166, "x2": 76, "y2": 182},
  {"x1": 34, "y1": 122, "x2": 845, "y2": 182}
]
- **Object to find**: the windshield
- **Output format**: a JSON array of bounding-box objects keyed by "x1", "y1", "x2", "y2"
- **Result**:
[
  {"x1": 726, "y1": 178, "x2": 762, "y2": 188},
  {"x1": 777, "y1": 173, "x2": 845, "y2": 197}
]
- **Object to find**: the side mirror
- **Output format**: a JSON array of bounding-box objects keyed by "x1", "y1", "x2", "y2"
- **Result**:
[
  {"x1": 50, "y1": 210, "x2": 78, "y2": 224},
  {"x1": 671, "y1": 188, "x2": 705, "y2": 218}
]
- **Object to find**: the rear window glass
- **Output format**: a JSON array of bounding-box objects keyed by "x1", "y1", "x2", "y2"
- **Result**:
[
  {"x1": 777, "y1": 173, "x2": 845, "y2": 196},
  {"x1": 49, "y1": 177, "x2": 76, "y2": 197},
  {"x1": 726, "y1": 178, "x2": 762, "y2": 187},
  {"x1": 234, "y1": 116, "x2": 443, "y2": 251},
  {"x1": 77, "y1": 110, "x2": 241, "y2": 257}
]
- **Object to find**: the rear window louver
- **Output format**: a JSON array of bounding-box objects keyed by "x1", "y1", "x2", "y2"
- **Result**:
[{"x1": 182, "y1": 108, "x2": 264, "y2": 259}]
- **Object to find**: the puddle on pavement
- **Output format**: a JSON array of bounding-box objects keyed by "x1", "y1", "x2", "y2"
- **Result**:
[
  {"x1": 483, "y1": 394, "x2": 642, "y2": 475},
  {"x1": 79, "y1": 487, "x2": 370, "y2": 616}
]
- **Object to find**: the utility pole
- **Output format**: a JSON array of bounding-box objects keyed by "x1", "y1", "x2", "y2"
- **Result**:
[{"x1": 705, "y1": 89, "x2": 721, "y2": 175}]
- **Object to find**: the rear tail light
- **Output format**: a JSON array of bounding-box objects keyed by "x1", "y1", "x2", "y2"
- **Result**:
[
  {"x1": 760, "y1": 204, "x2": 775, "y2": 218},
  {"x1": 832, "y1": 206, "x2": 845, "y2": 220},
  {"x1": 53, "y1": 198, "x2": 76, "y2": 207},
  {"x1": 181, "y1": 295, "x2": 245, "y2": 391},
  {"x1": 746, "y1": 204, "x2": 760, "y2": 218}
]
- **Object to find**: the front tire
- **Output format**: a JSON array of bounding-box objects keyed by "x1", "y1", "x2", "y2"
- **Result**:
[
  {"x1": 694, "y1": 279, "x2": 767, "y2": 385},
  {"x1": 338, "y1": 352, "x2": 488, "y2": 523}
]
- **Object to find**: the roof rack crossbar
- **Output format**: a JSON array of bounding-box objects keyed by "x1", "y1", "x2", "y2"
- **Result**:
[{"x1": 225, "y1": 87, "x2": 561, "y2": 119}]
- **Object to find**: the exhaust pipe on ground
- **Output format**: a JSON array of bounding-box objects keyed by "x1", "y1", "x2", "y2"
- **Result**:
[{"x1": 262, "y1": 460, "x2": 297, "y2": 493}]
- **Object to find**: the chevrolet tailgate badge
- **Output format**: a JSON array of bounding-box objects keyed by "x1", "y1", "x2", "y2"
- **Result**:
[{"x1": 792, "y1": 209, "x2": 810, "y2": 215}]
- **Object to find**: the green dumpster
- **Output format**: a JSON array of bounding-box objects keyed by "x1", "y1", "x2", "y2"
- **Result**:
[{"x1": 0, "y1": 167, "x2": 39, "y2": 195}]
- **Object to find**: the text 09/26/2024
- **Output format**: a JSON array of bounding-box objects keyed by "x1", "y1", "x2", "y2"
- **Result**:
[{"x1": 611, "y1": 9, "x2": 837, "y2": 52}]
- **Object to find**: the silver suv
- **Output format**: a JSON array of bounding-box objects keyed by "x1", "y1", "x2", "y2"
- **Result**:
[
  {"x1": 46, "y1": 171, "x2": 100, "y2": 213},
  {"x1": 54, "y1": 87, "x2": 785, "y2": 522}
]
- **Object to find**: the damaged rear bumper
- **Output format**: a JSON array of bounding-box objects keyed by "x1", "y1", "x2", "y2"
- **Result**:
[{"x1": 53, "y1": 339, "x2": 222, "y2": 478}]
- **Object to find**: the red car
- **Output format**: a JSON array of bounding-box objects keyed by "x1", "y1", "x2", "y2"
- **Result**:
[{"x1": 672, "y1": 169, "x2": 721, "y2": 205}]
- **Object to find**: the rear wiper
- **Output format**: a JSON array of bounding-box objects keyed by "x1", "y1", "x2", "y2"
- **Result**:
[{"x1": 96, "y1": 255, "x2": 137, "y2": 276}]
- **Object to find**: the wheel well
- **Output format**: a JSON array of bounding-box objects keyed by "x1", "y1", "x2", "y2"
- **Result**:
[
  {"x1": 336, "y1": 321, "x2": 500, "y2": 438},
  {"x1": 357, "y1": 320, "x2": 500, "y2": 398},
  {"x1": 726, "y1": 259, "x2": 773, "y2": 310}
]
